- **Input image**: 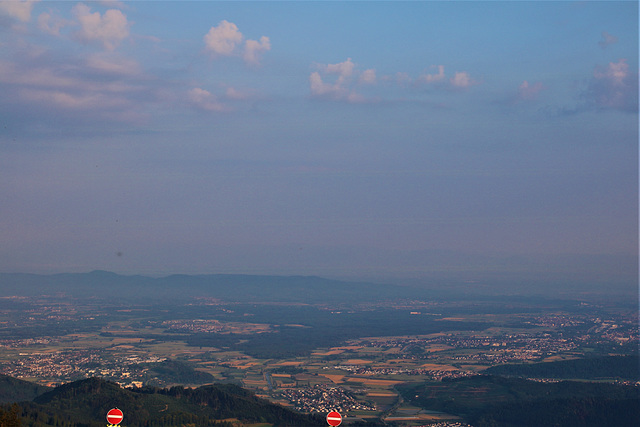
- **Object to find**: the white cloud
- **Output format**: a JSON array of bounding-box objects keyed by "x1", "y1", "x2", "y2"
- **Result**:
[
  {"x1": 0, "y1": 0, "x2": 37, "y2": 23},
  {"x1": 324, "y1": 57, "x2": 355, "y2": 77},
  {"x1": 359, "y1": 68, "x2": 376, "y2": 85},
  {"x1": 0, "y1": 50, "x2": 152, "y2": 124},
  {"x1": 188, "y1": 87, "x2": 228, "y2": 112},
  {"x1": 598, "y1": 31, "x2": 618, "y2": 49},
  {"x1": 594, "y1": 59, "x2": 628, "y2": 86},
  {"x1": 72, "y1": 3, "x2": 130, "y2": 50},
  {"x1": 309, "y1": 59, "x2": 352, "y2": 100},
  {"x1": 0, "y1": 58, "x2": 141, "y2": 94},
  {"x1": 204, "y1": 20, "x2": 271, "y2": 65},
  {"x1": 244, "y1": 36, "x2": 271, "y2": 65},
  {"x1": 449, "y1": 71, "x2": 476, "y2": 89},
  {"x1": 204, "y1": 20, "x2": 243, "y2": 56},
  {"x1": 412, "y1": 66, "x2": 477, "y2": 90},
  {"x1": 309, "y1": 58, "x2": 378, "y2": 103},
  {"x1": 309, "y1": 71, "x2": 344, "y2": 98},
  {"x1": 587, "y1": 58, "x2": 638, "y2": 112}
]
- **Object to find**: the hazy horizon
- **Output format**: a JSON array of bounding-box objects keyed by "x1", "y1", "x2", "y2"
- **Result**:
[{"x1": 0, "y1": 1, "x2": 637, "y2": 289}]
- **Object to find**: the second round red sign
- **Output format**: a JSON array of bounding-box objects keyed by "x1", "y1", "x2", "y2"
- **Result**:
[
  {"x1": 106, "y1": 408, "x2": 123, "y2": 425},
  {"x1": 326, "y1": 410, "x2": 342, "y2": 426}
]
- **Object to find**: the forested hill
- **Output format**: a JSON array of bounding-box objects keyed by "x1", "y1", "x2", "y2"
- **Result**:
[
  {"x1": 7, "y1": 376, "x2": 325, "y2": 426},
  {"x1": 0, "y1": 375, "x2": 49, "y2": 404},
  {"x1": 0, "y1": 271, "x2": 413, "y2": 304},
  {"x1": 398, "y1": 375, "x2": 640, "y2": 427},
  {"x1": 484, "y1": 355, "x2": 640, "y2": 381}
]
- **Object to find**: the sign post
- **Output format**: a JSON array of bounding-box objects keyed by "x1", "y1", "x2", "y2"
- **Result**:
[
  {"x1": 106, "y1": 408, "x2": 124, "y2": 426},
  {"x1": 326, "y1": 410, "x2": 342, "y2": 426}
]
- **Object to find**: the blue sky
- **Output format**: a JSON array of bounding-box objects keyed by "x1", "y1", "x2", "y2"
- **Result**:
[{"x1": 0, "y1": 1, "x2": 637, "y2": 288}]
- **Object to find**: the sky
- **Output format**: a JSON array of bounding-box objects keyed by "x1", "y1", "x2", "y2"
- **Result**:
[{"x1": 0, "y1": 1, "x2": 637, "y2": 289}]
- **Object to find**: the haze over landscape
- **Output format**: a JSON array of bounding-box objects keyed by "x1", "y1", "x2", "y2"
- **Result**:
[
  {"x1": 0, "y1": 0, "x2": 636, "y2": 291},
  {"x1": 0, "y1": 3, "x2": 639, "y2": 426}
]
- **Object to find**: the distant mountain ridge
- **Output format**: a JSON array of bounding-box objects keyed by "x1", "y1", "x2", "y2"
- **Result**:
[{"x1": 0, "y1": 271, "x2": 412, "y2": 304}]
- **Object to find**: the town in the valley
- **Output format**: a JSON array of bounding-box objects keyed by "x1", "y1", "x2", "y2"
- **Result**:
[{"x1": 0, "y1": 293, "x2": 637, "y2": 425}]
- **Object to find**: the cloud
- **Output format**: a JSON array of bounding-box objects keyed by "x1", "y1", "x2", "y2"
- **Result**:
[
  {"x1": 586, "y1": 59, "x2": 638, "y2": 112},
  {"x1": 324, "y1": 57, "x2": 355, "y2": 77},
  {"x1": 309, "y1": 58, "x2": 375, "y2": 103},
  {"x1": 204, "y1": 20, "x2": 243, "y2": 56},
  {"x1": 309, "y1": 58, "x2": 351, "y2": 100},
  {"x1": 188, "y1": 87, "x2": 228, "y2": 112},
  {"x1": 416, "y1": 65, "x2": 445, "y2": 84},
  {"x1": 225, "y1": 86, "x2": 254, "y2": 100},
  {"x1": 598, "y1": 31, "x2": 618, "y2": 49},
  {"x1": 517, "y1": 80, "x2": 544, "y2": 101},
  {"x1": 72, "y1": 3, "x2": 130, "y2": 50},
  {"x1": 498, "y1": 80, "x2": 545, "y2": 106},
  {"x1": 187, "y1": 85, "x2": 260, "y2": 112},
  {"x1": 0, "y1": 48, "x2": 152, "y2": 125},
  {"x1": 309, "y1": 59, "x2": 480, "y2": 102},
  {"x1": 449, "y1": 71, "x2": 477, "y2": 89},
  {"x1": 244, "y1": 36, "x2": 271, "y2": 65},
  {"x1": 309, "y1": 71, "x2": 344, "y2": 98},
  {"x1": 359, "y1": 68, "x2": 376, "y2": 85},
  {"x1": 37, "y1": 11, "x2": 72, "y2": 36},
  {"x1": 86, "y1": 53, "x2": 141, "y2": 76},
  {"x1": 20, "y1": 87, "x2": 129, "y2": 110},
  {"x1": 204, "y1": 20, "x2": 271, "y2": 65},
  {"x1": 412, "y1": 66, "x2": 477, "y2": 90},
  {"x1": 0, "y1": 60, "x2": 79, "y2": 90},
  {"x1": 0, "y1": 0, "x2": 37, "y2": 23}
]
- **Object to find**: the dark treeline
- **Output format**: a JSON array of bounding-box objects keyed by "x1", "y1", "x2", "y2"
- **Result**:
[
  {"x1": 187, "y1": 309, "x2": 488, "y2": 358},
  {"x1": 0, "y1": 375, "x2": 49, "y2": 404},
  {"x1": 484, "y1": 355, "x2": 640, "y2": 380},
  {"x1": 5, "y1": 377, "x2": 324, "y2": 427},
  {"x1": 399, "y1": 375, "x2": 640, "y2": 427},
  {"x1": 472, "y1": 397, "x2": 640, "y2": 427},
  {"x1": 0, "y1": 404, "x2": 22, "y2": 427},
  {"x1": 142, "y1": 360, "x2": 215, "y2": 386},
  {"x1": 11, "y1": 403, "x2": 235, "y2": 427}
]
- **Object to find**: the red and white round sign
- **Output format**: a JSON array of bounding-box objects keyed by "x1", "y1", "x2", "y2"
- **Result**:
[
  {"x1": 106, "y1": 408, "x2": 123, "y2": 425},
  {"x1": 326, "y1": 410, "x2": 342, "y2": 426}
]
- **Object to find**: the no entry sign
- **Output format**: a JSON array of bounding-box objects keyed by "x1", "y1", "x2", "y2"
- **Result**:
[
  {"x1": 106, "y1": 408, "x2": 123, "y2": 425},
  {"x1": 326, "y1": 411, "x2": 342, "y2": 426}
]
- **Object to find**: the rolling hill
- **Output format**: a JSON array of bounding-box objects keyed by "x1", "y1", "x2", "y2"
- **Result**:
[{"x1": 8, "y1": 376, "x2": 326, "y2": 426}]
